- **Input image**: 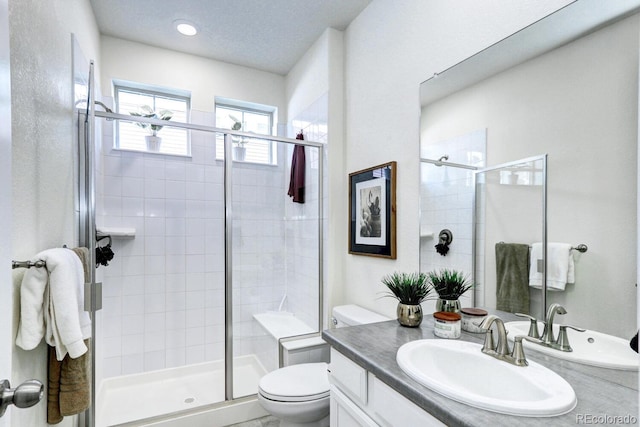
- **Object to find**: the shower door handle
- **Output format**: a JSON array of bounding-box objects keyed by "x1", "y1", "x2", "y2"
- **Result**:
[{"x1": 0, "y1": 379, "x2": 44, "y2": 418}]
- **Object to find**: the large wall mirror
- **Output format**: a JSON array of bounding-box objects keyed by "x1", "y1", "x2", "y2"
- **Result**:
[{"x1": 419, "y1": 0, "x2": 640, "y2": 338}]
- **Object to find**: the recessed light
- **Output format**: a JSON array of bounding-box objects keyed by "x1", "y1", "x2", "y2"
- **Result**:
[{"x1": 175, "y1": 20, "x2": 198, "y2": 36}]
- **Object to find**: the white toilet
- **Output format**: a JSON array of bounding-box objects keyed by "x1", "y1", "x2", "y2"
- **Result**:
[{"x1": 257, "y1": 304, "x2": 389, "y2": 427}]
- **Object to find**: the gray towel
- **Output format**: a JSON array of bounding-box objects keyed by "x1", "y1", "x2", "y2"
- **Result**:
[{"x1": 495, "y1": 243, "x2": 530, "y2": 314}]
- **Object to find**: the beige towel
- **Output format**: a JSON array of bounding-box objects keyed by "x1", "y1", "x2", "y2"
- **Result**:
[
  {"x1": 48, "y1": 340, "x2": 91, "y2": 423},
  {"x1": 47, "y1": 247, "x2": 91, "y2": 424}
]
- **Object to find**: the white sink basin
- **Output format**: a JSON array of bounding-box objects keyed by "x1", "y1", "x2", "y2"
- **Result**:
[
  {"x1": 396, "y1": 339, "x2": 576, "y2": 417},
  {"x1": 505, "y1": 321, "x2": 639, "y2": 371}
]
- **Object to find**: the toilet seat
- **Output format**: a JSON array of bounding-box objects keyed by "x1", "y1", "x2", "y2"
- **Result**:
[{"x1": 258, "y1": 362, "x2": 330, "y2": 403}]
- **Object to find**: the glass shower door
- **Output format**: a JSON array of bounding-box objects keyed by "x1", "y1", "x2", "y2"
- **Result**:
[
  {"x1": 230, "y1": 140, "x2": 321, "y2": 399},
  {"x1": 473, "y1": 155, "x2": 547, "y2": 319},
  {"x1": 92, "y1": 121, "x2": 227, "y2": 426}
]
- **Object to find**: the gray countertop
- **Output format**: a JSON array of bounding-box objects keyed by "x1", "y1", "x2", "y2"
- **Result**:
[{"x1": 322, "y1": 311, "x2": 638, "y2": 427}]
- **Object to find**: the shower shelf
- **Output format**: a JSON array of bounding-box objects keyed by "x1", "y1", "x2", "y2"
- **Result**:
[
  {"x1": 96, "y1": 227, "x2": 136, "y2": 238},
  {"x1": 420, "y1": 229, "x2": 434, "y2": 238}
]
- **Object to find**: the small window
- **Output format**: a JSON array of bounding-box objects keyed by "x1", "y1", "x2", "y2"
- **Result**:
[
  {"x1": 215, "y1": 104, "x2": 275, "y2": 164},
  {"x1": 115, "y1": 84, "x2": 190, "y2": 156}
]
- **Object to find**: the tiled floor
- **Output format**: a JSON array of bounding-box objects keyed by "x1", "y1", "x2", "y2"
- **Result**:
[{"x1": 227, "y1": 415, "x2": 280, "y2": 427}]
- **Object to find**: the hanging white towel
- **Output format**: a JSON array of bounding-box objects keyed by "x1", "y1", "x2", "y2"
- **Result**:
[
  {"x1": 529, "y1": 242, "x2": 575, "y2": 291},
  {"x1": 16, "y1": 248, "x2": 91, "y2": 360}
]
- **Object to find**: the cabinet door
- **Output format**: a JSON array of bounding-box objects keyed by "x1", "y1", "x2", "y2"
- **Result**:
[
  {"x1": 330, "y1": 386, "x2": 378, "y2": 427},
  {"x1": 369, "y1": 374, "x2": 446, "y2": 427}
]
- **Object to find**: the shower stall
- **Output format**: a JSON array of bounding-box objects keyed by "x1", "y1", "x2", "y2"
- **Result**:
[{"x1": 78, "y1": 63, "x2": 325, "y2": 426}]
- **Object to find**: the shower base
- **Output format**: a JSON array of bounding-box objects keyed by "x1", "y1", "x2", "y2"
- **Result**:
[{"x1": 96, "y1": 355, "x2": 267, "y2": 427}]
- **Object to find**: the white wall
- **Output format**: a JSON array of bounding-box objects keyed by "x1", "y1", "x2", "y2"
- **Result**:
[
  {"x1": 341, "y1": 0, "x2": 574, "y2": 318},
  {"x1": 100, "y1": 36, "x2": 286, "y2": 116},
  {"x1": 9, "y1": 0, "x2": 100, "y2": 426},
  {"x1": 421, "y1": 15, "x2": 639, "y2": 337},
  {"x1": 0, "y1": 0, "x2": 12, "y2": 426},
  {"x1": 286, "y1": 28, "x2": 345, "y2": 327}
]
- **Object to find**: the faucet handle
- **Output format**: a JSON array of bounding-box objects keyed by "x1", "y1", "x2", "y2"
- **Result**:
[
  {"x1": 556, "y1": 325, "x2": 586, "y2": 352},
  {"x1": 514, "y1": 313, "x2": 540, "y2": 338},
  {"x1": 512, "y1": 335, "x2": 543, "y2": 366}
]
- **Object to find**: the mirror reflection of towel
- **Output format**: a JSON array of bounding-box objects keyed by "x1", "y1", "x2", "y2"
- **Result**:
[
  {"x1": 529, "y1": 242, "x2": 574, "y2": 291},
  {"x1": 287, "y1": 131, "x2": 306, "y2": 204},
  {"x1": 495, "y1": 243, "x2": 530, "y2": 314}
]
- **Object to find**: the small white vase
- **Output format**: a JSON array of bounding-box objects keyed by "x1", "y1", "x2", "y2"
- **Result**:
[
  {"x1": 145, "y1": 135, "x2": 162, "y2": 151},
  {"x1": 233, "y1": 145, "x2": 246, "y2": 161}
]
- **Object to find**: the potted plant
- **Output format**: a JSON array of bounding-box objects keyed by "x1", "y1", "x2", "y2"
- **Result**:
[
  {"x1": 381, "y1": 272, "x2": 432, "y2": 327},
  {"x1": 427, "y1": 268, "x2": 473, "y2": 313},
  {"x1": 229, "y1": 114, "x2": 247, "y2": 161},
  {"x1": 130, "y1": 105, "x2": 173, "y2": 151}
]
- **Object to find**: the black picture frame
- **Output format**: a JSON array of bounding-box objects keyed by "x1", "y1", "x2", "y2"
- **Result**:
[{"x1": 348, "y1": 161, "x2": 397, "y2": 259}]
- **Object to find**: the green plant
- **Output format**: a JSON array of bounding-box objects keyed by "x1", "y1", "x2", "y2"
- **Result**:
[
  {"x1": 427, "y1": 268, "x2": 473, "y2": 300},
  {"x1": 130, "y1": 105, "x2": 173, "y2": 136},
  {"x1": 381, "y1": 272, "x2": 432, "y2": 305}
]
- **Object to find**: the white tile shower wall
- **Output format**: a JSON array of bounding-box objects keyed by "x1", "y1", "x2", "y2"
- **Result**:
[
  {"x1": 420, "y1": 130, "x2": 486, "y2": 308},
  {"x1": 99, "y1": 108, "x2": 227, "y2": 377}
]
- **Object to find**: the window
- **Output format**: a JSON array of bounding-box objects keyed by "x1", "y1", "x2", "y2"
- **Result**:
[
  {"x1": 115, "y1": 84, "x2": 190, "y2": 156},
  {"x1": 215, "y1": 103, "x2": 275, "y2": 164}
]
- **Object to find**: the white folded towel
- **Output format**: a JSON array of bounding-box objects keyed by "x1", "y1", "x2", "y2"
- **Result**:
[
  {"x1": 16, "y1": 248, "x2": 92, "y2": 360},
  {"x1": 529, "y1": 242, "x2": 575, "y2": 291}
]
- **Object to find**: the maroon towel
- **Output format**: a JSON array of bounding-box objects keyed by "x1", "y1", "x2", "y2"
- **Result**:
[{"x1": 288, "y1": 131, "x2": 306, "y2": 203}]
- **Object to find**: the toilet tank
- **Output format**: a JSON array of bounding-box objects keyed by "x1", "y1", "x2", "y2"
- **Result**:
[{"x1": 331, "y1": 304, "x2": 389, "y2": 328}]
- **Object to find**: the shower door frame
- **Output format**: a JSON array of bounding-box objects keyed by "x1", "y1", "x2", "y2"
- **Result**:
[
  {"x1": 79, "y1": 67, "x2": 325, "y2": 426},
  {"x1": 471, "y1": 154, "x2": 548, "y2": 321},
  {"x1": 419, "y1": 153, "x2": 548, "y2": 320}
]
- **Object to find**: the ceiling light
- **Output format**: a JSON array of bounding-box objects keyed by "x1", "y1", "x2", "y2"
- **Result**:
[{"x1": 175, "y1": 20, "x2": 198, "y2": 36}]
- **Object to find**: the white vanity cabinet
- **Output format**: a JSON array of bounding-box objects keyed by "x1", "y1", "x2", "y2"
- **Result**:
[{"x1": 328, "y1": 348, "x2": 445, "y2": 427}]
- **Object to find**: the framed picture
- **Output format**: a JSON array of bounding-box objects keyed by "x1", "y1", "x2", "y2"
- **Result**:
[{"x1": 349, "y1": 161, "x2": 397, "y2": 259}]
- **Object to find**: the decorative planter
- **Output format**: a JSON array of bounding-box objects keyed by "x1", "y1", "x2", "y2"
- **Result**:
[
  {"x1": 145, "y1": 135, "x2": 162, "y2": 152},
  {"x1": 233, "y1": 145, "x2": 246, "y2": 161},
  {"x1": 397, "y1": 303, "x2": 423, "y2": 327},
  {"x1": 435, "y1": 298, "x2": 461, "y2": 314}
]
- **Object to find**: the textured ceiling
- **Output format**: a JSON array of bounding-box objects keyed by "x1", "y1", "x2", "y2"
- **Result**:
[{"x1": 89, "y1": 0, "x2": 371, "y2": 75}]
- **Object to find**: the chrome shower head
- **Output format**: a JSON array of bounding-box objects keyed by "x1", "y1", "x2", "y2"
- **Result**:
[{"x1": 74, "y1": 99, "x2": 113, "y2": 113}]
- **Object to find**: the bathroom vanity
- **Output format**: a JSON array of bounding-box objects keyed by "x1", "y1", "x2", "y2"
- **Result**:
[{"x1": 322, "y1": 311, "x2": 638, "y2": 426}]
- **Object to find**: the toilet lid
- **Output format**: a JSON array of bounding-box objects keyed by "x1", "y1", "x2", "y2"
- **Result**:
[{"x1": 259, "y1": 363, "x2": 330, "y2": 402}]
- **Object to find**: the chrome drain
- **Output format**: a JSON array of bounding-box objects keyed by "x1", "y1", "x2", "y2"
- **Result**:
[{"x1": 184, "y1": 397, "x2": 196, "y2": 404}]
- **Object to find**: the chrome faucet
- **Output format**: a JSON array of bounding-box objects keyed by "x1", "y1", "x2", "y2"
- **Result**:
[
  {"x1": 479, "y1": 315, "x2": 540, "y2": 366},
  {"x1": 480, "y1": 315, "x2": 509, "y2": 356},
  {"x1": 541, "y1": 303, "x2": 567, "y2": 345},
  {"x1": 516, "y1": 304, "x2": 585, "y2": 352}
]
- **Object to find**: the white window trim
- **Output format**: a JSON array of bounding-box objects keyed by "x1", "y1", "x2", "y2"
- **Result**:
[{"x1": 114, "y1": 82, "x2": 192, "y2": 157}]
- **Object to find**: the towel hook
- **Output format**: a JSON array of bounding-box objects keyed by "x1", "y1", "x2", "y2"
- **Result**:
[
  {"x1": 435, "y1": 229, "x2": 453, "y2": 256},
  {"x1": 95, "y1": 234, "x2": 114, "y2": 267}
]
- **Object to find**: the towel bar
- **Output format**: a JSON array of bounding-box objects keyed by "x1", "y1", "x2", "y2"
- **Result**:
[
  {"x1": 498, "y1": 242, "x2": 588, "y2": 253},
  {"x1": 12, "y1": 260, "x2": 46, "y2": 269}
]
